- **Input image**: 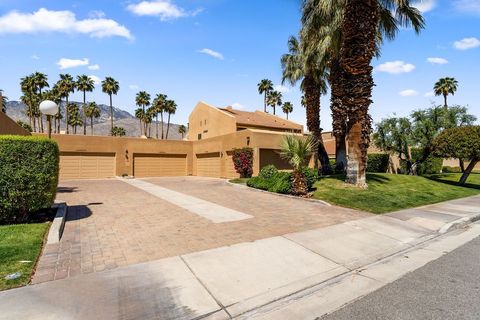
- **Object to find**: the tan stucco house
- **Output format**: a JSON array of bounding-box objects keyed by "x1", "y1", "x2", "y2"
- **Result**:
[{"x1": 187, "y1": 102, "x2": 303, "y2": 141}]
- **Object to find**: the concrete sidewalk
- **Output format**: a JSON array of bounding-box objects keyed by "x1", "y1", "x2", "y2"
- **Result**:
[{"x1": 1, "y1": 195, "x2": 479, "y2": 320}]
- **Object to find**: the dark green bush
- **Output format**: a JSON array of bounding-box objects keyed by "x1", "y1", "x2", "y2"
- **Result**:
[
  {"x1": 259, "y1": 165, "x2": 278, "y2": 179},
  {"x1": 246, "y1": 176, "x2": 272, "y2": 190},
  {"x1": 0, "y1": 136, "x2": 59, "y2": 223},
  {"x1": 367, "y1": 153, "x2": 389, "y2": 173},
  {"x1": 411, "y1": 148, "x2": 443, "y2": 175},
  {"x1": 301, "y1": 167, "x2": 318, "y2": 189},
  {"x1": 442, "y1": 166, "x2": 462, "y2": 173},
  {"x1": 269, "y1": 172, "x2": 292, "y2": 194}
]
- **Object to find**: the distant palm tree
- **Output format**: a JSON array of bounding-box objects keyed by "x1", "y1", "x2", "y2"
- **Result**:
[
  {"x1": 434, "y1": 77, "x2": 458, "y2": 109},
  {"x1": 282, "y1": 102, "x2": 293, "y2": 120},
  {"x1": 280, "y1": 134, "x2": 315, "y2": 195},
  {"x1": 164, "y1": 99, "x2": 177, "y2": 139},
  {"x1": 135, "y1": 91, "x2": 151, "y2": 136},
  {"x1": 33, "y1": 72, "x2": 49, "y2": 133},
  {"x1": 152, "y1": 93, "x2": 167, "y2": 139},
  {"x1": 266, "y1": 90, "x2": 282, "y2": 115},
  {"x1": 178, "y1": 124, "x2": 187, "y2": 139},
  {"x1": 101, "y1": 77, "x2": 120, "y2": 133},
  {"x1": 57, "y1": 74, "x2": 75, "y2": 134},
  {"x1": 67, "y1": 103, "x2": 82, "y2": 134},
  {"x1": 257, "y1": 79, "x2": 273, "y2": 113},
  {"x1": 134, "y1": 107, "x2": 145, "y2": 136},
  {"x1": 146, "y1": 106, "x2": 156, "y2": 137},
  {"x1": 111, "y1": 126, "x2": 126, "y2": 137},
  {"x1": 0, "y1": 90, "x2": 7, "y2": 113},
  {"x1": 49, "y1": 84, "x2": 63, "y2": 133},
  {"x1": 20, "y1": 75, "x2": 37, "y2": 129},
  {"x1": 76, "y1": 75, "x2": 95, "y2": 135},
  {"x1": 84, "y1": 102, "x2": 101, "y2": 135}
]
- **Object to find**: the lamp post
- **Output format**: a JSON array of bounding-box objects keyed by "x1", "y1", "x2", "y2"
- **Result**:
[{"x1": 39, "y1": 100, "x2": 59, "y2": 139}]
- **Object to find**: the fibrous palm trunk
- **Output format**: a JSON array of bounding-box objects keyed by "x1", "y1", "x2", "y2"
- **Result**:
[
  {"x1": 291, "y1": 170, "x2": 308, "y2": 196},
  {"x1": 83, "y1": 91, "x2": 87, "y2": 135},
  {"x1": 329, "y1": 58, "x2": 348, "y2": 172},
  {"x1": 160, "y1": 112, "x2": 164, "y2": 139},
  {"x1": 65, "y1": 96, "x2": 70, "y2": 134},
  {"x1": 339, "y1": 0, "x2": 378, "y2": 188},
  {"x1": 156, "y1": 114, "x2": 159, "y2": 139},
  {"x1": 91, "y1": 117, "x2": 94, "y2": 135},
  {"x1": 166, "y1": 113, "x2": 171, "y2": 139}
]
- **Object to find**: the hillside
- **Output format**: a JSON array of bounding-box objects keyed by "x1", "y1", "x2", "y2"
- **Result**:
[{"x1": 5, "y1": 101, "x2": 185, "y2": 140}]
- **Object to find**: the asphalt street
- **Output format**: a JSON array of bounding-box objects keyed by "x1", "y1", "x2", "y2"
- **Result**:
[{"x1": 320, "y1": 234, "x2": 480, "y2": 320}]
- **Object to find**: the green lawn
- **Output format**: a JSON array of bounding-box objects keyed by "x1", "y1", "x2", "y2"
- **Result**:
[
  {"x1": 312, "y1": 173, "x2": 480, "y2": 214},
  {"x1": 0, "y1": 223, "x2": 49, "y2": 290},
  {"x1": 229, "y1": 178, "x2": 250, "y2": 185}
]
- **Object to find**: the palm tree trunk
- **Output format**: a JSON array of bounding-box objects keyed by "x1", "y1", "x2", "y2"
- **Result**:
[
  {"x1": 330, "y1": 58, "x2": 348, "y2": 172},
  {"x1": 40, "y1": 115, "x2": 44, "y2": 133},
  {"x1": 303, "y1": 75, "x2": 320, "y2": 171},
  {"x1": 139, "y1": 119, "x2": 142, "y2": 135},
  {"x1": 166, "y1": 113, "x2": 171, "y2": 139},
  {"x1": 109, "y1": 94, "x2": 114, "y2": 134},
  {"x1": 340, "y1": 0, "x2": 378, "y2": 188},
  {"x1": 264, "y1": 93, "x2": 267, "y2": 113},
  {"x1": 83, "y1": 91, "x2": 87, "y2": 135},
  {"x1": 91, "y1": 117, "x2": 94, "y2": 135},
  {"x1": 33, "y1": 115, "x2": 37, "y2": 132},
  {"x1": 160, "y1": 112, "x2": 164, "y2": 139},
  {"x1": 65, "y1": 96, "x2": 70, "y2": 134},
  {"x1": 443, "y1": 94, "x2": 448, "y2": 110},
  {"x1": 286, "y1": 112, "x2": 289, "y2": 120},
  {"x1": 155, "y1": 114, "x2": 159, "y2": 139}
]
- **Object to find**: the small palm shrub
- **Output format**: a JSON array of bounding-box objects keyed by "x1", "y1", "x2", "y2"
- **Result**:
[
  {"x1": 280, "y1": 135, "x2": 315, "y2": 195},
  {"x1": 260, "y1": 165, "x2": 278, "y2": 179}
]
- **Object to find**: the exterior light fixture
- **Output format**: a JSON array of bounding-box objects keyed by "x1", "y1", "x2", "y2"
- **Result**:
[{"x1": 39, "y1": 100, "x2": 59, "y2": 139}]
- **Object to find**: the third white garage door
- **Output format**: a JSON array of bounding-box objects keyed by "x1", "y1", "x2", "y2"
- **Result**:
[
  {"x1": 196, "y1": 152, "x2": 221, "y2": 177},
  {"x1": 134, "y1": 154, "x2": 187, "y2": 177}
]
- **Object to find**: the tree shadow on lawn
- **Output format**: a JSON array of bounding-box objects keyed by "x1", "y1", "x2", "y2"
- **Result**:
[
  {"x1": 426, "y1": 173, "x2": 480, "y2": 191},
  {"x1": 321, "y1": 173, "x2": 391, "y2": 184}
]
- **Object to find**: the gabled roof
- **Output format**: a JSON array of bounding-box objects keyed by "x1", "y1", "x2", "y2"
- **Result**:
[{"x1": 218, "y1": 106, "x2": 303, "y2": 131}]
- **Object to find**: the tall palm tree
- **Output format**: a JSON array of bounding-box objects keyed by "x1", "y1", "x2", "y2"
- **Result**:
[
  {"x1": 84, "y1": 102, "x2": 101, "y2": 135},
  {"x1": 134, "y1": 107, "x2": 145, "y2": 136},
  {"x1": 257, "y1": 79, "x2": 273, "y2": 113},
  {"x1": 164, "y1": 99, "x2": 177, "y2": 139},
  {"x1": 434, "y1": 77, "x2": 458, "y2": 110},
  {"x1": 146, "y1": 106, "x2": 156, "y2": 137},
  {"x1": 301, "y1": 0, "x2": 424, "y2": 184},
  {"x1": 76, "y1": 75, "x2": 95, "y2": 135},
  {"x1": 67, "y1": 103, "x2": 82, "y2": 134},
  {"x1": 282, "y1": 102, "x2": 293, "y2": 120},
  {"x1": 281, "y1": 35, "x2": 330, "y2": 173},
  {"x1": 20, "y1": 75, "x2": 37, "y2": 129},
  {"x1": 178, "y1": 124, "x2": 187, "y2": 139},
  {"x1": 57, "y1": 74, "x2": 75, "y2": 134},
  {"x1": 266, "y1": 90, "x2": 282, "y2": 115},
  {"x1": 33, "y1": 72, "x2": 49, "y2": 133},
  {"x1": 152, "y1": 93, "x2": 167, "y2": 139},
  {"x1": 50, "y1": 84, "x2": 63, "y2": 133},
  {"x1": 135, "y1": 91, "x2": 151, "y2": 136},
  {"x1": 101, "y1": 77, "x2": 120, "y2": 133}
]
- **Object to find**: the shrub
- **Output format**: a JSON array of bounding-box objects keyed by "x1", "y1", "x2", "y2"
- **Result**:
[
  {"x1": 367, "y1": 153, "x2": 389, "y2": 173},
  {"x1": 247, "y1": 176, "x2": 271, "y2": 190},
  {"x1": 0, "y1": 136, "x2": 59, "y2": 223},
  {"x1": 260, "y1": 165, "x2": 278, "y2": 179},
  {"x1": 232, "y1": 148, "x2": 254, "y2": 178},
  {"x1": 442, "y1": 166, "x2": 462, "y2": 173},
  {"x1": 301, "y1": 167, "x2": 318, "y2": 189},
  {"x1": 269, "y1": 172, "x2": 292, "y2": 194},
  {"x1": 411, "y1": 148, "x2": 443, "y2": 175}
]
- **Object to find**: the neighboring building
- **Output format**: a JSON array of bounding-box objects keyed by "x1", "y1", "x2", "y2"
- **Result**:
[{"x1": 188, "y1": 102, "x2": 303, "y2": 141}]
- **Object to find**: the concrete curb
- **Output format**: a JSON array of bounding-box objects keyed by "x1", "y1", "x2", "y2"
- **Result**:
[
  {"x1": 438, "y1": 212, "x2": 480, "y2": 234},
  {"x1": 46, "y1": 202, "x2": 67, "y2": 244},
  {"x1": 226, "y1": 180, "x2": 332, "y2": 206}
]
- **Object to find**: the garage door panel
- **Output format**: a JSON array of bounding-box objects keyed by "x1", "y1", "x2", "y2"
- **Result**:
[
  {"x1": 134, "y1": 154, "x2": 187, "y2": 177},
  {"x1": 196, "y1": 152, "x2": 221, "y2": 177},
  {"x1": 60, "y1": 152, "x2": 115, "y2": 180}
]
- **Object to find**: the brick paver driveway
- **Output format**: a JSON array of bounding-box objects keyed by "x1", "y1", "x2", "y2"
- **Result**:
[{"x1": 33, "y1": 177, "x2": 368, "y2": 284}]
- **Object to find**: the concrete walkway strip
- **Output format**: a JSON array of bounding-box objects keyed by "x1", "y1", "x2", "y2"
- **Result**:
[
  {"x1": 0, "y1": 257, "x2": 223, "y2": 320},
  {"x1": 121, "y1": 178, "x2": 253, "y2": 223}
]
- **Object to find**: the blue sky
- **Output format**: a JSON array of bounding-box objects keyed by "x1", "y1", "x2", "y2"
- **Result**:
[{"x1": 0, "y1": 0, "x2": 479, "y2": 130}]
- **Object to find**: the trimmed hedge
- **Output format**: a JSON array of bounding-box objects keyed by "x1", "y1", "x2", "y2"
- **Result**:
[
  {"x1": 259, "y1": 165, "x2": 278, "y2": 179},
  {"x1": 0, "y1": 136, "x2": 59, "y2": 223},
  {"x1": 367, "y1": 153, "x2": 389, "y2": 173},
  {"x1": 442, "y1": 166, "x2": 462, "y2": 173},
  {"x1": 411, "y1": 148, "x2": 443, "y2": 175}
]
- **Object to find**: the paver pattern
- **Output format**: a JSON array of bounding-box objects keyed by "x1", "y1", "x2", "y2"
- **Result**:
[{"x1": 33, "y1": 177, "x2": 367, "y2": 283}]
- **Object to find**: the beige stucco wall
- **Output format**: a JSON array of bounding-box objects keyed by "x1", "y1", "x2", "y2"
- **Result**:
[
  {"x1": 188, "y1": 102, "x2": 237, "y2": 141},
  {"x1": 0, "y1": 112, "x2": 31, "y2": 136},
  {"x1": 443, "y1": 158, "x2": 480, "y2": 171}
]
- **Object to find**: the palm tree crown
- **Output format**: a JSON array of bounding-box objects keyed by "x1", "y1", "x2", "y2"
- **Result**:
[
  {"x1": 257, "y1": 79, "x2": 274, "y2": 113},
  {"x1": 76, "y1": 75, "x2": 95, "y2": 135},
  {"x1": 266, "y1": 90, "x2": 282, "y2": 115},
  {"x1": 282, "y1": 102, "x2": 294, "y2": 119},
  {"x1": 101, "y1": 76, "x2": 120, "y2": 133},
  {"x1": 434, "y1": 77, "x2": 458, "y2": 109}
]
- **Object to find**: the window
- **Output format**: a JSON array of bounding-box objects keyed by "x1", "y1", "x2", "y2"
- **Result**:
[
  {"x1": 198, "y1": 133, "x2": 202, "y2": 140},
  {"x1": 204, "y1": 120, "x2": 207, "y2": 125}
]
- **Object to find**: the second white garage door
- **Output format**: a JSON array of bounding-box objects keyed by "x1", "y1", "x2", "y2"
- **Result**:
[
  {"x1": 196, "y1": 152, "x2": 221, "y2": 177},
  {"x1": 134, "y1": 154, "x2": 187, "y2": 177},
  {"x1": 60, "y1": 152, "x2": 116, "y2": 180}
]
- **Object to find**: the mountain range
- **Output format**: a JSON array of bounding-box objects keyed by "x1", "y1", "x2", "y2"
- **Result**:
[{"x1": 5, "y1": 101, "x2": 185, "y2": 140}]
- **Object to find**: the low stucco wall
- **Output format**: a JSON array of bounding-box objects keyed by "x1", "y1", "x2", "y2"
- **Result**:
[{"x1": 0, "y1": 112, "x2": 30, "y2": 136}]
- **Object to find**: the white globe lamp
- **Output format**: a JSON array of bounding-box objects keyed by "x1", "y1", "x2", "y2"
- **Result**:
[{"x1": 39, "y1": 100, "x2": 59, "y2": 138}]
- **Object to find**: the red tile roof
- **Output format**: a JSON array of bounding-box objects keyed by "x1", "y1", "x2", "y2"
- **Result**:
[{"x1": 219, "y1": 107, "x2": 303, "y2": 131}]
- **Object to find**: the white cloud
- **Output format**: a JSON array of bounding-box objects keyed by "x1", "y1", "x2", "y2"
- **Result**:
[
  {"x1": 424, "y1": 91, "x2": 435, "y2": 97},
  {"x1": 0, "y1": 8, "x2": 132, "y2": 39},
  {"x1": 454, "y1": 37, "x2": 480, "y2": 50},
  {"x1": 412, "y1": 0, "x2": 437, "y2": 12},
  {"x1": 57, "y1": 58, "x2": 89, "y2": 69},
  {"x1": 89, "y1": 75, "x2": 101, "y2": 85},
  {"x1": 129, "y1": 84, "x2": 139, "y2": 90},
  {"x1": 274, "y1": 84, "x2": 290, "y2": 93},
  {"x1": 231, "y1": 102, "x2": 245, "y2": 110},
  {"x1": 454, "y1": 0, "x2": 480, "y2": 14},
  {"x1": 399, "y1": 89, "x2": 419, "y2": 97},
  {"x1": 127, "y1": 0, "x2": 202, "y2": 21},
  {"x1": 88, "y1": 10, "x2": 105, "y2": 19},
  {"x1": 197, "y1": 48, "x2": 224, "y2": 60},
  {"x1": 376, "y1": 60, "x2": 416, "y2": 74},
  {"x1": 31, "y1": 54, "x2": 40, "y2": 60},
  {"x1": 427, "y1": 57, "x2": 448, "y2": 64},
  {"x1": 88, "y1": 64, "x2": 100, "y2": 70}
]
